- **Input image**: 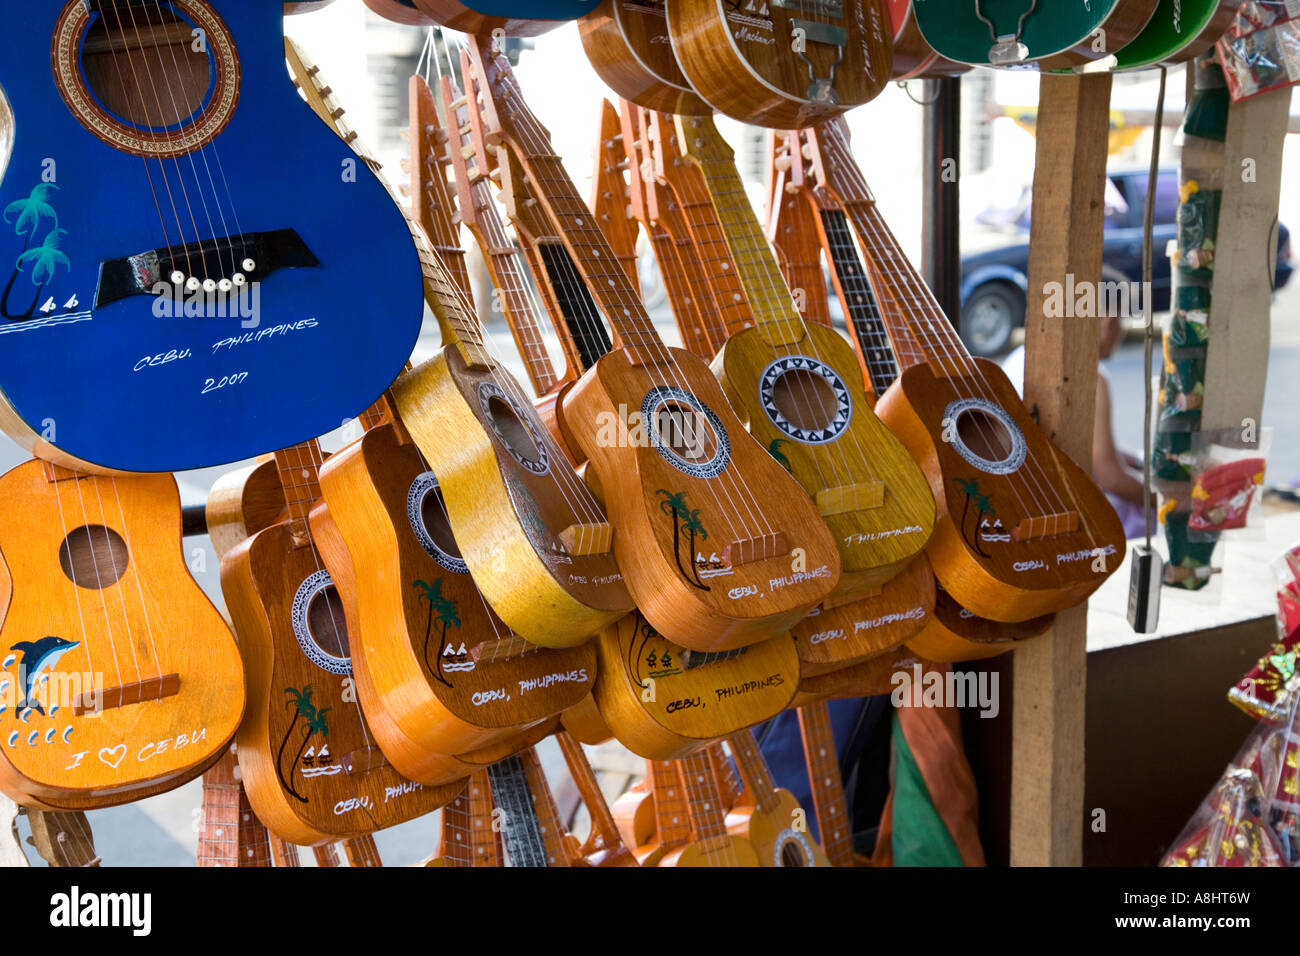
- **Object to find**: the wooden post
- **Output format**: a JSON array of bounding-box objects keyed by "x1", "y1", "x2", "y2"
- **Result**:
[{"x1": 1012, "y1": 72, "x2": 1113, "y2": 867}]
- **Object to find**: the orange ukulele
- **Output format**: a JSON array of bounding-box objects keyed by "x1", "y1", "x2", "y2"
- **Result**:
[
  {"x1": 198, "y1": 748, "x2": 273, "y2": 867},
  {"x1": 220, "y1": 439, "x2": 458, "y2": 846},
  {"x1": 423, "y1": 771, "x2": 505, "y2": 866},
  {"x1": 664, "y1": 0, "x2": 893, "y2": 128},
  {"x1": 724, "y1": 730, "x2": 830, "y2": 866},
  {"x1": 796, "y1": 700, "x2": 868, "y2": 866},
  {"x1": 783, "y1": 126, "x2": 1053, "y2": 662},
  {"x1": 805, "y1": 118, "x2": 1126, "y2": 623},
  {"x1": 660, "y1": 751, "x2": 759, "y2": 866},
  {"x1": 555, "y1": 729, "x2": 639, "y2": 866},
  {"x1": 467, "y1": 36, "x2": 840, "y2": 654},
  {"x1": 313, "y1": 76, "x2": 597, "y2": 783},
  {"x1": 282, "y1": 39, "x2": 630, "y2": 653},
  {"x1": 0, "y1": 462, "x2": 244, "y2": 811}
]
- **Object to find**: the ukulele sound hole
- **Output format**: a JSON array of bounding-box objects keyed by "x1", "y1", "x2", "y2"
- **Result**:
[
  {"x1": 59, "y1": 526, "x2": 130, "y2": 589},
  {"x1": 956, "y1": 408, "x2": 1014, "y2": 463},
  {"x1": 80, "y1": 4, "x2": 212, "y2": 130},
  {"x1": 419, "y1": 484, "x2": 462, "y2": 560},
  {"x1": 487, "y1": 395, "x2": 540, "y2": 463},
  {"x1": 655, "y1": 400, "x2": 719, "y2": 463},
  {"x1": 771, "y1": 368, "x2": 839, "y2": 432},
  {"x1": 306, "y1": 586, "x2": 349, "y2": 660},
  {"x1": 780, "y1": 843, "x2": 808, "y2": 867}
]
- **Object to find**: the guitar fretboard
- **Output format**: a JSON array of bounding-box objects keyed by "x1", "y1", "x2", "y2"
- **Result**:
[
  {"x1": 440, "y1": 771, "x2": 504, "y2": 867},
  {"x1": 487, "y1": 751, "x2": 568, "y2": 867},
  {"x1": 272, "y1": 440, "x2": 325, "y2": 548},
  {"x1": 727, "y1": 730, "x2": 781, "y2": 815},
  {"x1": 678, "y1": 752, "x2": 731, "y2": 845},
  {"x1": 798, "y1": 701, "x2": 855, "y2": 867},
  {"x1": 819, "y1": 207, "x2": 899, "y2": 397},
  {"x1": 198, "y1": 751, "x2": 272, "y2": 868}
]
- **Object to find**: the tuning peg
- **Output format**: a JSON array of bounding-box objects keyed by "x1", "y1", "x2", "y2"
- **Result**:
[
  {"x1": 773, "y1": 154, "x2": 792, "y2": 172},
  {"x1": 398, "y1": 126, "x2": 411, "y2": 143}
]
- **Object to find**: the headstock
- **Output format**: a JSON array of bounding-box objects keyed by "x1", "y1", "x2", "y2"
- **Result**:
[
  {"x1": 464, "y1": 35, "x2": 540, "y2": 157},
  {"x1": 590, "y1": 100, "x2": 640, "y2": 285},
  {"x1": 802, "y1": 118, "x2": 875, "y2": 207},
  {"x1": 668, "y1": 112, "x2": 735, "y2": 170},
  {"x1": 408, "y1": 74, "x2": 456, "y2": 253},
  {"x1": 28, "y1": 810, "x2": 100, "y2": 868}
]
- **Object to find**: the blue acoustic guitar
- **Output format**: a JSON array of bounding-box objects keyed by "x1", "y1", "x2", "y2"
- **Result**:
[{"x1": 0, "y1": 1, "x2": 423, "y2": 472}]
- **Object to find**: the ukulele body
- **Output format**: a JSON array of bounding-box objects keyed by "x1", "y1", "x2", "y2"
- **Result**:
[
  {"x1": 221, "y1": 522, "x2": 455, "y2": 845},
  {"x1": 592, "y1": 612, "x2": 800, "y2": 760},
  {"x1": 413, "y1": 0, "x2": 600, "y2": 34},
  {"x1": 312, "y1": 422, "x2": 597, "y2": 782},
  {"x1": 876, "y1": 358, "x2": 1126, "y2": 622},
  {"x1": 790, "y1": 643, "x2": 924, "y2": 704},
  {"x1": 660, "y1": 834, "x2": 760, "y2": 867},
  {"x1": 664, "y1": 0, "x2": 893, "y2": 128},
  {"x1": 726, "y1": 791, "x2": 832, "y2": 867},
  {"x1": 579, "y1": 0, "x2": 713, "y2": 115},
  {"x1": 391, "y1": 347, "x2": 632, "y2": 649},
  {"x1": 1111, "y1": 0, "x2": 1238, "y2": 71},
  {"x1": 791, "y1": 555, "x2": 935, "y2": 680},
  {"x1": 0, "y1": 463, "x2": 243, "y2": 809},
  {"x1": 714, "y1": 322, "x2": 936, "y2": 597},
  {"x1": 561, "y1": 346, "x2": 841, "y2": 652},
  {"x1": 905, "y1": 586, "x2": 1053, "y2": 663},
  {"x1": 0, "y1": 1, "x2": 423, "y2": 472}
]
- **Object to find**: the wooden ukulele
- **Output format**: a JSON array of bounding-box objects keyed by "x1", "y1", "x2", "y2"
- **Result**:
[
  {"x1": 796, "y1": 700, "x2": 867, "y2": 866},
  {"x1": 805, "y1": 118, "x2": 1126, "y2": 624},
  {"x1": 311, "y1": 76, "x2": 598, "y2": 782},
  {"x1": 780, "y1": 127, "x2": 1051, "y2": 662},
  {"x1": 724, "y1": 730, "x2": 829, "y2": 866},
  {"x1": 664, "y1": 0, "x2": 893, "y2": 128},
  {"x1": 413, "y1": 0, "x2": 601, "y2": 35},
  {"x1": 424, "y1": 771, "x2": 505, "y2": 866},
  {"x1": 198, "y1": 746, "x2": 273, "y2": 867},
  {"x1": 26, "y1": 807, "x2": 100, "y2": 867},
  {"x1": 911, "y1": 0, "x2": 1160, "y2": 70},
  {"x1": 579, "y1": 0, "x2": 715, "y2": 116},
  {"x1": 220, "y1": 439, "x2": 457, "y2": 845},
  {"x1": 662, "y1": 111, "x2": 936, "y2": 601},
  {"x1": 297, "y1": 51, "x2": 634, "y2": 655},
  {"x1": 467, "y1": 36, "x2": 840, "y2": 653},
  {"x1": 660, "y1": 750, "x2": 759, "y2": 866},
  {"x1": 555, "y1": 729, "x2": 639, "y2": 865},
  {"x1": 0, "y1": 2, "x2": 424, "y2": 473},
  {"x1": 0, "y1": 461, "x2": 244, "y2": 810}
]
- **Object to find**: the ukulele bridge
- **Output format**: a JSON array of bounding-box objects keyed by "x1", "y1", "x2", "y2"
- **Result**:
[
  {"x1": 559, "y1": 523, "x2": 614, "y2": 556},
  {"x1": 342, "y1": 747, "x2": 389, "y2": 775},
  {"x1": 72, "y1": 673, "x2": 180, "y2": 716},
  {"x1": 723, "y1": 532, "x2": 790, "y2": 567},
  {"x1": 1010, "y1": 512, "x2": 1081, "y2": 542},
  {"x1": 815, "y1": 480, "x2": 884, "y2": 517}
]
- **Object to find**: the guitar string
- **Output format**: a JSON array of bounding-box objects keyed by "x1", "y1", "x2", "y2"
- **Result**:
[
  {"x1": 471, "y1": 41, "x2": 783, "y2": 558},
  {"x1": 98, "y1": 476, "x2": 163, "y2": 689},
  {"x1": 796, "y1": 701, "x2": 849, "y2": 863},
  {"x1": 101, "y1": 1, "x2": 194, "y2": 281},
  {"x1": 47, "y1": 474, "x2": 103, "y2": 709},
  {"x1": 819, "y1": 122, "x2": 1071, "y2": 530},
  {"x1": 141, "y1": 0, "x2": 243, "y2": 288}
]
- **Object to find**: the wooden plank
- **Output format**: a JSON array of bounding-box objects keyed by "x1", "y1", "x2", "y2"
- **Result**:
[
  {"x1": 1013, "y1": 71, "x2": 1113, "y2": 868},
  {"x1": 1201, "y1": 87, "x2": 1292, "y2": 435}
]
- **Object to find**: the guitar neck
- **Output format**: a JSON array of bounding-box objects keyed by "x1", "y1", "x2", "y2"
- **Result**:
[
  {"x1": 271, "y1": 838, "x2": 301, "y2": 867},
  {"x1": 440, "y1": 771, "x2": 504, "y2": 867},
  {"x1": 411, "y1": 74, "x2": 474, "y2": 302},
  {"x1": 676, "y1": 114, "x2": 804, "y2": 349},
  {"x1": 726, "y1": 730, "x2": 781, "y2": 814},
  {"x1": 555, "y1": 730, "x2": 627, "y2": 855},
  {"x1": 272, "y1": 440, "x2": 325, "y2": 548},
  {"x1": 198, "y1": 751, "x2": 273, "y2": 867},
  {"x1": 487, "y1": 750, "x2": 571, "y2": 867},
  {"x1": 797, "y1": 702, "x2": 855, "y2": 867},
  {"x1": 27, "y1": 811, "x2": 100, "y2": 868},
  {"x1": 766, "y1": 164, "x2": 834, "y2": 330},
  {"x1": 677, "y1": 752, "x2": 732, "y2": 846},
  {"x1": 646, "y1": 760, "x2": 694, "y2": 850},
  {"x1": 707, "y1": 741, "x2": 743, "y2": 809},
  {"x1": 313, "y1": 844, "x2": 342, "y2": 867},
  {"x1": 817, "y1": 204, "x2": 900, "y2": 397},
  {"x1": 341, "y1": 835, "x2": 383, "y2": 867},
  {"x1": 591, "y1": 101, "x2": 641, "y2": 291}
]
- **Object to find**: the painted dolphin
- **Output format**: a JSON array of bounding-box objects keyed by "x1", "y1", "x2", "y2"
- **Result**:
[{"x1": 10, "y1": 637, "x2": 79, "y2": 716}]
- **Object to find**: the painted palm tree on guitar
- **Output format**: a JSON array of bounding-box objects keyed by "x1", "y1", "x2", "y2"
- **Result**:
[
  {"x1": 2, "y1": 185, "x2": 68, "y2": 320},
  {"x1": 656, "y1": 489, "x2": 710, "y2": 591},
  {"x1": 279, "y1": 686, "x2": 330, "y2": 803},
  {"x1": 414, "y1": 578, "x2": 461, "y2": 686},
  {"x1": 954, "y1": 478, "x2": 995, "y2": 558}
]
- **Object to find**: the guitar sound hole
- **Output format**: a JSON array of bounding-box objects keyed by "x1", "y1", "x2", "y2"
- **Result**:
[
  {"x1": 81, "y1": 5, "x2": 212, "y2": 129},
  {"x1": 780, "y1": 843, "x2": 807, "y2": 867},
  {"x1": 771, "y1": 368, "x2": 839, "y2": 432},
  {"x1": 956, "y1": 407, "x2": 1015, "y2": 464},
  {"x1": 306, "y1": 587, "x2": 349, "y2": 660},
  {"x1": 419, "y1": 485, "x2": 462, "y2": 560},
  {"x1": 654, "y1": 400, "x2": 719, "y2": 463},
  {"x1": 486, "y1": 395, "x2": 541, "y2": 465},
  {"x1": 59, "y1": 526, "x2": 130, "y2": 589}
]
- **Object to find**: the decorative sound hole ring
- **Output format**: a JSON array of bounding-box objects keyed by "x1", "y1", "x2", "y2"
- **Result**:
[
  {"x1": 407, "y1": 472, "x2": 469, "y2": 574},
  {"x1": 758, "y1": 355, "x2": 853, "y2": 445},
  {"x1": 772, "y1": 828, "x2": 817, "y2": 867},
  {"x1": 642, "y1": 385, "x2": 730, "y2": 479},
  {"x1": 943, "y1": 397, "x2": 1027, "y2": 476},
  {"x1": 476, "y1": 382, "x2": 550, "y2": 476},
  {"x1": 52, "y1": 0, "x2": 240, "y2": 158},
  {"x1": 291, "y1": 570, "x2": 351, "y2": 676}
]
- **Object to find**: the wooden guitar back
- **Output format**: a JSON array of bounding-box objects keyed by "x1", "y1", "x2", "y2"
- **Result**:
[
  {"x1": 222, "y1": 522, "x2": 455, "y2": 845},
  {"x1": 413, "y1": 0, "x2": 600, "y2": 34},
  {"x1": 592, "y1": 612, "x2": 800, "y2": 759},
  {"x1": 579, "y1": 0, "x2": 713, "y2": 115},
  {"x1": 665, "y1": 0, "x2": 893, "y2": 127},
  {"x1": 0, "y1": 463, "x2": 242, "y2": 809},
  {"x1": 313, "y1": 422, "x2": 597, "y2": 781}
]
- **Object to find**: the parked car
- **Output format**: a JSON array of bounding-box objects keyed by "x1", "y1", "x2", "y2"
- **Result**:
[{"x1": 959, "y1": 168, "x2": 1294, "y2": 356}]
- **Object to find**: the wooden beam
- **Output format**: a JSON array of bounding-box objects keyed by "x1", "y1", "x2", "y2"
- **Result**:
[{"x1": 1013, "y1": 71, "x2": 1113, "y2": 867}]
